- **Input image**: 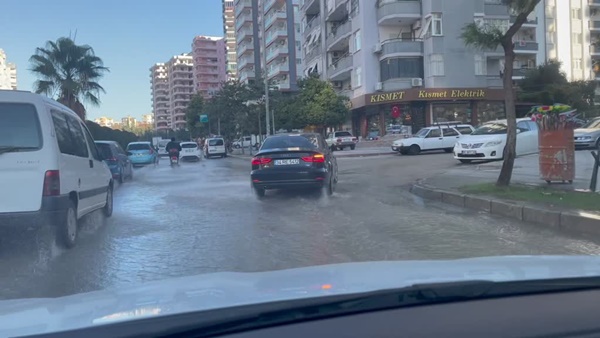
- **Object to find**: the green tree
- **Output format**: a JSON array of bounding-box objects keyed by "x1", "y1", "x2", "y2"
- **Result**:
[
  {"x1": 30, "y1": 37, "x2": 109, "y2": 120},
  {"x1": 185, "y1": 94, "x2": 205, "y2": 138},
  {"x1": 296, "y1": 75, "x2": 349, "y2": 133},
  {"x1": 205, "y1": 80, "x2": 256, "y2": 139},
  {"x1": 461, "y1": 0, "x2": 541, "y2": 187}
]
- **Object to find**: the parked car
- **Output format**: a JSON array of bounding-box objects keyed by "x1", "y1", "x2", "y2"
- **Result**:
[
  {"x1": 180, "y1": 141, "x2": 201, "y2": 161},
  {"x1": 233, "y1": 135, "x2": 260, "y2": 148},
  {"x1": 126, "y1": 141, "x2": 159, "y2": 166},
  {"x1": 95, "y1": 141, "x2": 133, "y2": 183},
  {"x1": 0, "y1": 90, "x2": 113, "y2": 248},
  {"x1": 251, "y1": 133, "x2": 338, "y2": 198},
  {"x1": 204, "y1": 137, "x2": 227, "y2": 158},
  {"x1": 453, "y1": 118, "x2": 539, "y2": 163},
  {"x1": 574, "y1": 117, "x2": 600, "y2": 149},
  {"x1": 157, "y1": 139, "x2": 170, "y2": 157},
  {"x1": 392, "y1": 124, "x2": 475, "y2": 155},
  {"x1": 325, "y1": 131, "x2": 358, "y2": 151}
]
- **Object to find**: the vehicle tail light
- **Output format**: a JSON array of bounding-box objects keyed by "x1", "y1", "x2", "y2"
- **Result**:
[
  {"x1": 352, "y1": 137, "x2": 357, "y2": 141},
  {"x1": 336, "y1": 138, "x2": 342, "y2": 143},
  {"x1": 302, "y1": 153, "x2": 325, "y2": 163},
  {"x1": 43, "y1": 170, "x2": 60, "y2": 196},
  {"x1": 251, "y1": 157, "x2": 272, "y2": 165}
]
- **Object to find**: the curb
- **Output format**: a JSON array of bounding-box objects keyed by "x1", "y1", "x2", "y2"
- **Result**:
[{"x1": 410, "y1": 183, "x2": 600, "y2": 236}]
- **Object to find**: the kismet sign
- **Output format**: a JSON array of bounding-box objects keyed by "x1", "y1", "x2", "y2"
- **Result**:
[{"x1": 367, "y1": 88, "x2": 505, "y2": 105}]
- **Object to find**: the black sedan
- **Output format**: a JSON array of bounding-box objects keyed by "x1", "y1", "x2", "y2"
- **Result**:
[{"x1": 250, "y1": 133, "x2": 338, "y2": 198}]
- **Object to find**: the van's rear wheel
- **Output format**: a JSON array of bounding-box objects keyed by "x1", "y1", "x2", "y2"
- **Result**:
[
  {"x1": 57, "y1": 201, "x2": 78, "y2": 248},
  {"x1": 103, "y1": 185, "x2": 113, "y2": 217}
]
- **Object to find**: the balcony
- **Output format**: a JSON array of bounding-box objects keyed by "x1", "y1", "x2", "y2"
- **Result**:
[
  {"x1": 267, "y1": 43, "x2": 288, "y2": 62},
  {"x1": 266, "y1": 25, "x2": 287, "y2": 46},
  {"x1": 484, "y1": 2, "x2": 509, "y2": 16},
  {"x1": 265, "y1": 10, "x2": 287, "y2": 30},
  {"x1": 328, "y1": 55, "x2": 352, "y2": 81},
  {"x1": 268, "y1": 60, "x2": 289, "y2": 78},
  {"x1": 591, "y1": 44, "x2": 600, "y2": 57},
  {"x1": 377, "y1": 0, "x2": 421, "y2": 25},
  {"x1": 590, "y1": 20, "x2": 600, "y2": 31},
  {"x1": 235, "y1": 0, "x2": 252, "y2": 17},
  {"x1": 238, "y1": 41, "x2": 254, "y2": 56},
  {"x1": 236, "y1": 12, "x2": 252, "y2": 31},
  {"x1": 380, "y1": 39, "x2": 423, "y2": 58},
  {"x1": 305, "y1": 44, "x2": 323, "y2": 64},
  {"x1": 327, "y1": 20, "x2": 351, "y2": 50},
  {"x1": 237, "y1": 28, "x2": 253, "y2": 44},
  {"x1": 238, "y1": 55, "x2": 253, "y2": 71},
  {"x1": 512, "y1": 68, "x2": 534, "y2": 78},
  {"x1": 326, "y1": 0, "x2": 348, "y2": 21},
  {"x1": 302, "y1": 0, "x2": 319, "y2": 15},
  {"x1": 264, "y1": 0, "x2": 278, "y2": 12},
  {"x1": 590, "y1": 0, "x2": 600, "y2": 7},
  {"x1": 510, "y1": 15, "x2": 538, "y2": 26},
  {"x1": 381, "y1": 78, "x2": 412, "y2": 91},
  {"x1": 513, "y1": 41, "x2": 538, "y2": 53},
  {"x1": 303, "y1": 15, "x2": 321, "y2": 37}
]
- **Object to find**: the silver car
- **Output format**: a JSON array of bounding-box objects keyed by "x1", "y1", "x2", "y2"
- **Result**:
[{"x1": 574, "y1": 117, "x2": 600, "y2": 149}]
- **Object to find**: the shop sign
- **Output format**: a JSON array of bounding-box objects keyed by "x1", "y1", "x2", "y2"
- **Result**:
[{"x1": 367, "y1": 88, "x2": 502, "y2": 105}]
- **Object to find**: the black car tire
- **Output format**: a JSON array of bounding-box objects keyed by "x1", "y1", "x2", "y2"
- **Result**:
[
  {"x1": 103, "y1": 185, "x2": 113, "y2": 217},
  {"x1": 129, "y1": 165, "x2": 134, "y2": 180},
  {"x1": 350, "y1": 145, "x2": 355, "y2": 150},
  {"x1": 408, "y1": 145, "x2": 420, "y2": 155},
  {"x1": 118, "y1": 166, "x2": 124, "y2": 184},
  {"x1": 253, "y1": 186, "x2": 265, "y2": 198},
  {"x1": 399, "y1": 149, "x2": 408, "y2": 155},
  {"x1": 56, "y1": 201, "x2": 78, "y2": 249}
]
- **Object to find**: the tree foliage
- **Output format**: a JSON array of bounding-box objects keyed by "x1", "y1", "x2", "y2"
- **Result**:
[
  {"x1": 185, "y1": 94, "x2": 205, "y2": 138},
  {"x1": 30, "y1": 37, "x2": 109, "y2": 120},
  {"x1": 518, "y1": 60, "x2": 596, "y2": 112},
  {"x1": 460, "y1": 0, "x2": 541, "y2": 187},
  {"x1": 85, "y1": 121, "x2": 137, "y2": 150}
]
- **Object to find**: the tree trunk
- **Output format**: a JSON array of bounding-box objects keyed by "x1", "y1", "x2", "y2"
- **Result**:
[{"x1": 497, "y1": 42, "x2": 517, "y2": 187}]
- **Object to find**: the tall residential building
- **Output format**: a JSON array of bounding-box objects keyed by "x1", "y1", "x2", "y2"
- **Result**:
[
  {"x1": 223, "y1": 0, "x2": 238, "y2": 80},
  {"x1": 300, "y1": 0, "x2": 564, "y2": 138},
  {"x1": 0, "y1": 49, "x2": 16, "y2": 90},
  {"x1": 192, "y1": 36, "x2": 228, "y2": 99},
  {"x1": 150, "y1": 54, "x2": 194, "y2": 131},
  {"x1": 235, "y1": 0, "x2": 302, "y2": 90}
]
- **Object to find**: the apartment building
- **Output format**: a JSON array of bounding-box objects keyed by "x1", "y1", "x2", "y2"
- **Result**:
[
  {"x1": 0, "y1": 49, "x2": 17, "y2": 90},
  {"x1": 235, "y1": 0, "x2": 302, "y2": 90},
  {"x1": 301, "y1": 0, "x2": 564, "y2": 138},
  {"x1": 223, "y1": 0, "x2": 239, "y2": 80},
  {"x1": 150, "y1": 54, "x2": 194, "y2": 131},
  {"x1": 192, "y1": 35, "x2": 227, "y2": 99}
]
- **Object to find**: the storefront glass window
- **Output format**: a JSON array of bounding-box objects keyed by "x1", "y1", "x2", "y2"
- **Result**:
[
  {"x1": 431, "y1": 103, "x2": 471, "y2": 124},
  {"x1": 476, "y1": 101, "x2": 505, "y2": 125}
]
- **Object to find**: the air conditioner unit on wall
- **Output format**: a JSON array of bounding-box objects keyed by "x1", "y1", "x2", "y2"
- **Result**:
[
  {"x1": 375, "y1": 82, "x2": 383, "y2": 91},
  {"x1": 373, "y1": 43, "x2": 382, "y2": 53},
  {"x1": 411, "y1": 78, "x2": 423, "y2": 87}
]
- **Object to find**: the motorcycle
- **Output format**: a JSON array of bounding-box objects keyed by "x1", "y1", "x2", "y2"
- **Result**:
[{"x1": 169, "y1": 150, "x2": 179, "y2": 166}]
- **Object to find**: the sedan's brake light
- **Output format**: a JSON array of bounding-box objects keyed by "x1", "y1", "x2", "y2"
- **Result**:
[
  {"x1": 251, "y1": 157, "x2": 272, "y2": 165},
  {"x1": 43, "y1": 170, "x2": 60, "y2": 196},
  {"x1": 336, "y1": 138, "x2": 342, "y2": 143},
  {"x1": 352, "y1": 137, "x2": 357, "y2": 141},
  {"x1": 302, "y1": 153, "x2": 325, "y2": 163}
]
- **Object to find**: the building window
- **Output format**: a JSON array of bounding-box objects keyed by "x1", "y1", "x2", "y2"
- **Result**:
[
  {"x1": 354, "y1": 67, "x2": 362, "y2": 87},
  {"x1": 573, "y1": 58, "x2": 582, "y2": 70},
  {"x1": 430, "y1": 54, "x2": 444, "y2": 76},
  {"x1": 474, "y1": 54, "x2": 486, "y2": 75},
  {"x1": 353, "y1": 30, "x2": 361, "y2": 52},
  {"x1": 432, "y1": 13, "x2": 443, "y2": 36},
  {"x1": 297, "y1": 58, "x2": 302, "y2": 64},
  {"x1": 295, "y1": 23, "x2": 301, "y2": 33},
  {"x1": 571, "y1": 8, "x2": 581, "y2": 19},
  {"x1": 380, "y1": 57, "x2": 424, "y2": 81}
]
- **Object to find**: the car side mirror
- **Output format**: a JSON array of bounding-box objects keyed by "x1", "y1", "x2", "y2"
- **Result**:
[{"x1": 516, "y1": 129, "x2": 522, "y2": 134}]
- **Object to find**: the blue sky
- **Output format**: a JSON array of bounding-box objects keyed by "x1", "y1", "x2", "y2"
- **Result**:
[{"x1": 0, "y1": 0, "x2": 223, "y2": 120}]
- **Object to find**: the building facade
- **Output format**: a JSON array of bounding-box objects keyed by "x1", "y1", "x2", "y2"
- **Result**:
[
  {"x1": 150, "y1": 54, "x2": 194, "y2": 131},
  {"x1": 192, "y1": 36, "x2": 227, "y2": 99},
  {"x1": 223, "y1": 0, "x2": 238, "y2": 80},
  {"x1": 0, "y1": 49, "x2": 17, "y2": 90},
  {"x1": 300, "y1": 0, "x2": 594, "y2": 138},
  {"x1": 235, "y1": 0, "x2": 302, "y2": 90}
]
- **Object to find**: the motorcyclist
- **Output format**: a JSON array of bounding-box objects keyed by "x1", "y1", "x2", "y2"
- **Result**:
[{"x1": 165, "y1": 137, "x2": 182, "y2": 161}]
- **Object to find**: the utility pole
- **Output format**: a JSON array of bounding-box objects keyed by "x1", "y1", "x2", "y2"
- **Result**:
[{"x1": 261, "y1": 0, "x2": 271, "y2": 136}]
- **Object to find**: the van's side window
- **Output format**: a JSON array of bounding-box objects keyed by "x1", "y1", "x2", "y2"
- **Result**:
[
  {"x1": 51, "y1": 111, "x2": 88, "y2": 158},
  {"x1": 81, "y1": 124, "x2": 102, "y2": 161}
]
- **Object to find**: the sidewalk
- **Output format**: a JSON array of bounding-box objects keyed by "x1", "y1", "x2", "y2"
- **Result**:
[
  {"x1": 412, "y1": 151, "x2": 600, "y2": 236},
  {"x1": 228, "y1": 146, "x2": 395, "y2": 159}
]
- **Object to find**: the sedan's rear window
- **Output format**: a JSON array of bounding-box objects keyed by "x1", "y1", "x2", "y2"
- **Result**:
[
  {"x1": 127, "y1": 143, "x2": 151, "y2": 150},
  {"x1": 261, "y1": 135, "x2": 318, "y2": 150},
  {"x1": 208, "y1": 139, "x2": 224, "y2": 146},
  {"x1": 95, "y1": 143, "x2": 113, "y2": 159},
  {"x1": 0, "y1": 103, "x2": 42, "y2": 149},
  {"x1": 181, "y1": 143, "x2": 197, "y2": 148},
  {"x1": 334, "y1": 131, "x2": 352, "y2": 137}
]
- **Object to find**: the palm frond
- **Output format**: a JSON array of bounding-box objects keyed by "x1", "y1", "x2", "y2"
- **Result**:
[{"x1": 461, "y1": 23, "x2": 504, "y2": 50}]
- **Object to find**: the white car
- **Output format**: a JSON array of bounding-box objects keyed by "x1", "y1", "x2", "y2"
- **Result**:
[
  {"x1": 0, "y1": 90, "x2": 113, "y2": 248},
  {"x1": 204, "y1": 137, "x2": 227, "y2": 158},
  {"x1": 326, "y1": 131, "x2": 358, "y2": 151},
  {"x1": 157, "y1": 139, "x2": 170, "y2": 157},
  {"x1": 180, "y1": 141, "x2": 201, "y2": 161},
  {"x1": 392, "y1": 124, "x2": 475, "y2": 155},
  {"x1": 453, "y1": 118, "x2": 539, "y2": 163}
]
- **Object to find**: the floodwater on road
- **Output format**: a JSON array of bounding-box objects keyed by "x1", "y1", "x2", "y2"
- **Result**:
[{"x1": 2, "y1": 153, "x2": 600, "y2": 300}]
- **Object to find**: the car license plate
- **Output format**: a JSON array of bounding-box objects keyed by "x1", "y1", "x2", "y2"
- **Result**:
[
  {"x1": 210, "y1": 147, "x2": 216, "y2": 151},
  {"x1": 274, "y1": 159, "x2": 300, "y2": 166},
  {"x1": 462, "y1": 150, "x2": 476, "y2": 155}
]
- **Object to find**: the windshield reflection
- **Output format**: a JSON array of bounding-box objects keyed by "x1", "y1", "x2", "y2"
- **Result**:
[{"x1": 471, "y1": 123, "x2": 507, "y2": 135}]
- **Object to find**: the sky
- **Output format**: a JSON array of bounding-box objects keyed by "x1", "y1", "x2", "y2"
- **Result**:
[{"x1": 0, "y1": 0, "x2": 224, "y2": 120}]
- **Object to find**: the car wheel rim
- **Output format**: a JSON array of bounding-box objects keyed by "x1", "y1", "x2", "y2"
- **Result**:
[{"x1": 67, "y1": 208, "x2": 76, "y2": 241}]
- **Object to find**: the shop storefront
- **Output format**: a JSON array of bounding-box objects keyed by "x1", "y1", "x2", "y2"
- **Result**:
[{"x1": 350, "y1": 88, "x2": 506, "y2": 138}]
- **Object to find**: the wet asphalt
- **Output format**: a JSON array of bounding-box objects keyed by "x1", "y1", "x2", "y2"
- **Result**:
[{"x1": 2, "y1": 152, "x2": 600, "y2": 300}]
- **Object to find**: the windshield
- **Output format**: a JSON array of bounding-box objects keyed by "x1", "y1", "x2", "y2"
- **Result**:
[
  {"x1": 0, "y1": 103, "x2": 42, "y2": 149},
  {"x1": 471, "y1": 123, "x2": 508, "y2": 135},
  {"x1": 5, "y1": 2, "x2": 600, "y2": 336},
  {"x1": 582, "y1": 119, "x2": 600, "y2": 129}
]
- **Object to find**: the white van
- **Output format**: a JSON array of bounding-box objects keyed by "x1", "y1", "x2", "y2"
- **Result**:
[
  {"x1": 0, "y1": 90, "x2": 113, "y2": 248},
  {"x1": 204, "y1": 137, "x2": 227, "y2": 158}
]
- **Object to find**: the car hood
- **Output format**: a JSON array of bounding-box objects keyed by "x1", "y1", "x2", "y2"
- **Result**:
[
  {"x1": 458, "y1": 134, "x2": 505, "y2": 144},
  {"x1": 3, "y1": 256, "x2": 600, "y2": 336},
  {"x1": 574, "y1": 128, "x2": 600, "y2": 136},
  {"x1": 393, "y1": 137, "x2": 421, "y2": 145}
]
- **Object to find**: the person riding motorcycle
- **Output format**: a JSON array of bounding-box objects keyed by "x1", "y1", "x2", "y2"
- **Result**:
[{"x1": 165, "y1": 137, "x2": 182, "y2": 162}]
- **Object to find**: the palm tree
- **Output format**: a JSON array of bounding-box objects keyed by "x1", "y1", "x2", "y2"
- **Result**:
[
  {"x1": 460, "y1": 0, "x2": 541, "y2": 187},
  {"x1": 30, "y1": 37, "x2": 109, "y2": 120}
]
